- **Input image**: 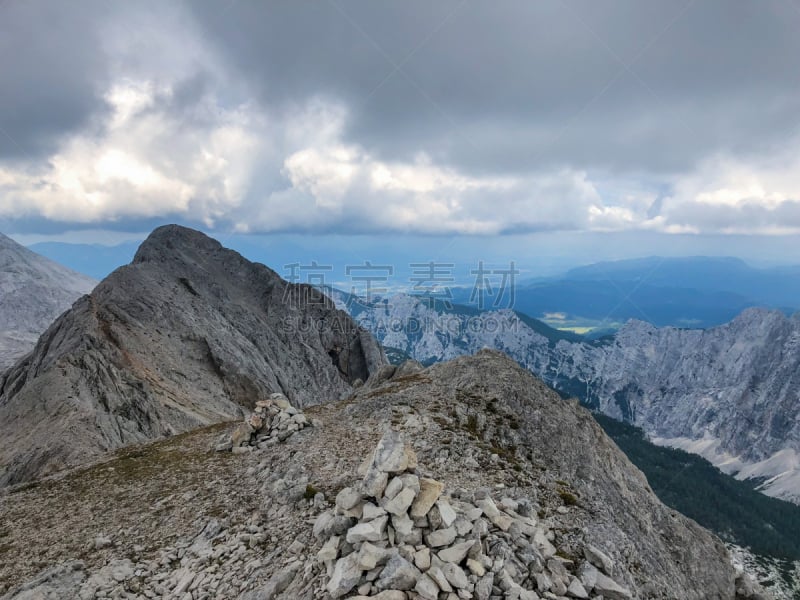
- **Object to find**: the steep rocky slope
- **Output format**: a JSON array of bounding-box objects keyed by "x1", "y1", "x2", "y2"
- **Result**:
[
  {"x1": 549, "y1": 309, "x2": 800, "y2": 502},
  {"x1": 339, "y1": 294, "x2": 800, "y2": 503},
  {"x1": 332, "y1": 293, "x2": 559, "y2": 367},
  {"x1": 0, "y1": 232, "x2": 96, "y2": 370},
  {"x1": 0, "y1": 225, "x2": 385, "y2": 487},
  {"x1": 0, "y1": 351, "x2": 766, "y2": 599}
]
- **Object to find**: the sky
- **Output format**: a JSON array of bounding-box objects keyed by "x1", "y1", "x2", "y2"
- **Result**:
[{"x1": 2, "y1": 0, "x2": 800, "y2": 272}]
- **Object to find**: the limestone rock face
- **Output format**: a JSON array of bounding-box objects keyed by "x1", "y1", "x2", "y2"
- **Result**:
[
  {"x1": 338, "y1": 291, "x2": 800, "y2": 503},
  {"x1": 0, "y1": 225, "x2": 386, "y2": 486},
  {"x1": 0, "y1": 233, "x2": 96, "y2": 371},
  {"x1": 548, "y1": 310, "x2": 800, "y2": 502}
]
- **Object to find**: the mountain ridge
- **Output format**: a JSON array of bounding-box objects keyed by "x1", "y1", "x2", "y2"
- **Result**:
[
  {"x1": 0, "y1": 225, "x2": 386, "y2": 487},
  {"x1": 0, "y1": 232, "x2": 96, "y2": 370},
  {"x1": 0, "y1": 350, "x2": 768, "y2": 599},
  {"x1": 449, "y1": 255, "x2": 800, "y2": 330},
  {"x1": 339, "y1": 293, "x2": 800, "y2": 504}
]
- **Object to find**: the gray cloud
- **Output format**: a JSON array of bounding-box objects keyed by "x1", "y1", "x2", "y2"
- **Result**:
[
  {"x1": 189, "y1": 0, "x2": 800, "y2": 174},
  {"x1": 663, "y1": 198, "x2": 800, "y2": 234},
  {"x1": 2, "y1": 0, "x2": 800, "y2": 239},
  {"x1": 0, "y1": 1, "x2": 112, "y2": 159}
]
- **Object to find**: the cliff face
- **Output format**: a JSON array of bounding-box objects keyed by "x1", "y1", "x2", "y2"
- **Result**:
[
  {"x1": 546, "y1": 309, "x2": 800, "y2": 501},
  {"x1": 340, "y1": 293, "x2": 800, "y2": 502},
  {"x1": 0, "y1": 225, "x2": 386, "y2": 486},
  {"x1": 0, "y1": 351, "x2": 764, "y2": 599},
  {"x1": 0, "y1": 232, "x2": 96, "y2": 370}
]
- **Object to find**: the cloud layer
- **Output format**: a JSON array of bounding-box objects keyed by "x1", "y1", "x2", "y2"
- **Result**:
[{"x1": 2, "y1": 0, "x2": 800, "y2": 236}]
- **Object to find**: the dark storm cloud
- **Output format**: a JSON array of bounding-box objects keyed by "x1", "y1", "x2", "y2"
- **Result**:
[
  {"x1": 187, "y1": 0, "x2": 800, "y2": 174},
  {"x1": 0, "y1": 1, "x2": 112, "y2": 160},
  {"x1": 3, "y1": 0, "x2": 800, "y2": 240},
  {"x1": 2, "y1": 0, "x2": 799, "y2": 174}
]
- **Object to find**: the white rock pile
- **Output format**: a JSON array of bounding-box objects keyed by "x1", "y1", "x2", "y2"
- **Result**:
[
  {"x1": 4, "y1": 427, "x2": 767, "y2": 600},
  {"x1": 218, "y1": 393, "x2": 311, "y2": 453},
  {"x1": 315, "y1": 430, "x2": 632, "y2": 600}
]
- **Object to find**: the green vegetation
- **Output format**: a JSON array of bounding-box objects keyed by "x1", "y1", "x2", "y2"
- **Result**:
[
  {"x1": 304, "y1": 484, "x2": 321, "y2": 500},
  {"x1": 594, "y1": 413, "x2": 800, "y2": 561},
  {"x1": 465, "y1": 414, "x2": 481, "y2": 437},
  {"x1": 558, "y1": 489, "x2": 579, "y2": 506},
  {"x1": 488, "y1": 440, "x2": 518, "y2": 464}
]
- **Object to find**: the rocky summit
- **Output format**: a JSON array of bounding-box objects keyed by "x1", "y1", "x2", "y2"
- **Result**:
[
  {"x1": 0, "y1": 225, "x2": 385, "y2": 487},
  {"x1": 0, "y1": 351, "x2": 767, "y2": 599},
  {"x1": 0, "y1": 232, "x2": 96, "y2": 370}
]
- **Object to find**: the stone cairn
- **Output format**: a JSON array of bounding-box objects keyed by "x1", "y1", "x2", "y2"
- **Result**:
[
  {"x1": 314, "y1": 430, "x2": 632, "y2": 600},
  {"x1": 217, "y1": 392, "x2": 311, "y2": 453}
]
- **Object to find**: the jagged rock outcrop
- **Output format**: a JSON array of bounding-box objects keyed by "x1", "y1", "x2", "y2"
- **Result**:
[
  {"x1": 0, "y1": 351, "x2": 768, "y2": 599},
  {"x1": 0, "y1": 225, "x2": 385, "y2": 487},
  {"x1": 330, "y1": 292, "x2": 544, "y2": 366},
  {"x1": 0, "y1": 232, "x2": 96, "y2": 370},
  {"x1": 340, "y1": 293, "x2": 800, "y2": 502}
]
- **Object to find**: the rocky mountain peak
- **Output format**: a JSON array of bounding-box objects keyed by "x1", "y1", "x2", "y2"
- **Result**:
[
  {"x1": 132, "y1": 224, "x2": 230, "y2": 266},
  {"x1": 727, "y1": 306, "x2": 789, "y2": 330},
  {"x1": 0, "y1": 226, "x2": 386, "y2": 487},
  {"x1": 0, "y1": 232, "x2": 94, "y2": 288},
  {"x1": 0, "y1": 232, "x2": 18, "y2": 250}
]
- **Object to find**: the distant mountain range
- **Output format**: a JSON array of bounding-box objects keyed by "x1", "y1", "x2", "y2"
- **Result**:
[
  {"x1": 452, "y1": 256, "x2": 800, "y2": 330},
  {"x1": 335, "y1": 291, "x2": 800, "y2": 505},
  {"x1": 564, "y1": 256, "x2": 800, "y2": 307},
  {"x1": 0, "y1": 233, "x2": 96, "y2": 370},
  {"x1": 15, "y1": 237, "x2": 800, "y2": 501},
  {"x1": 31, "y1": 243, "x2": 800, "y2": 331}
]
